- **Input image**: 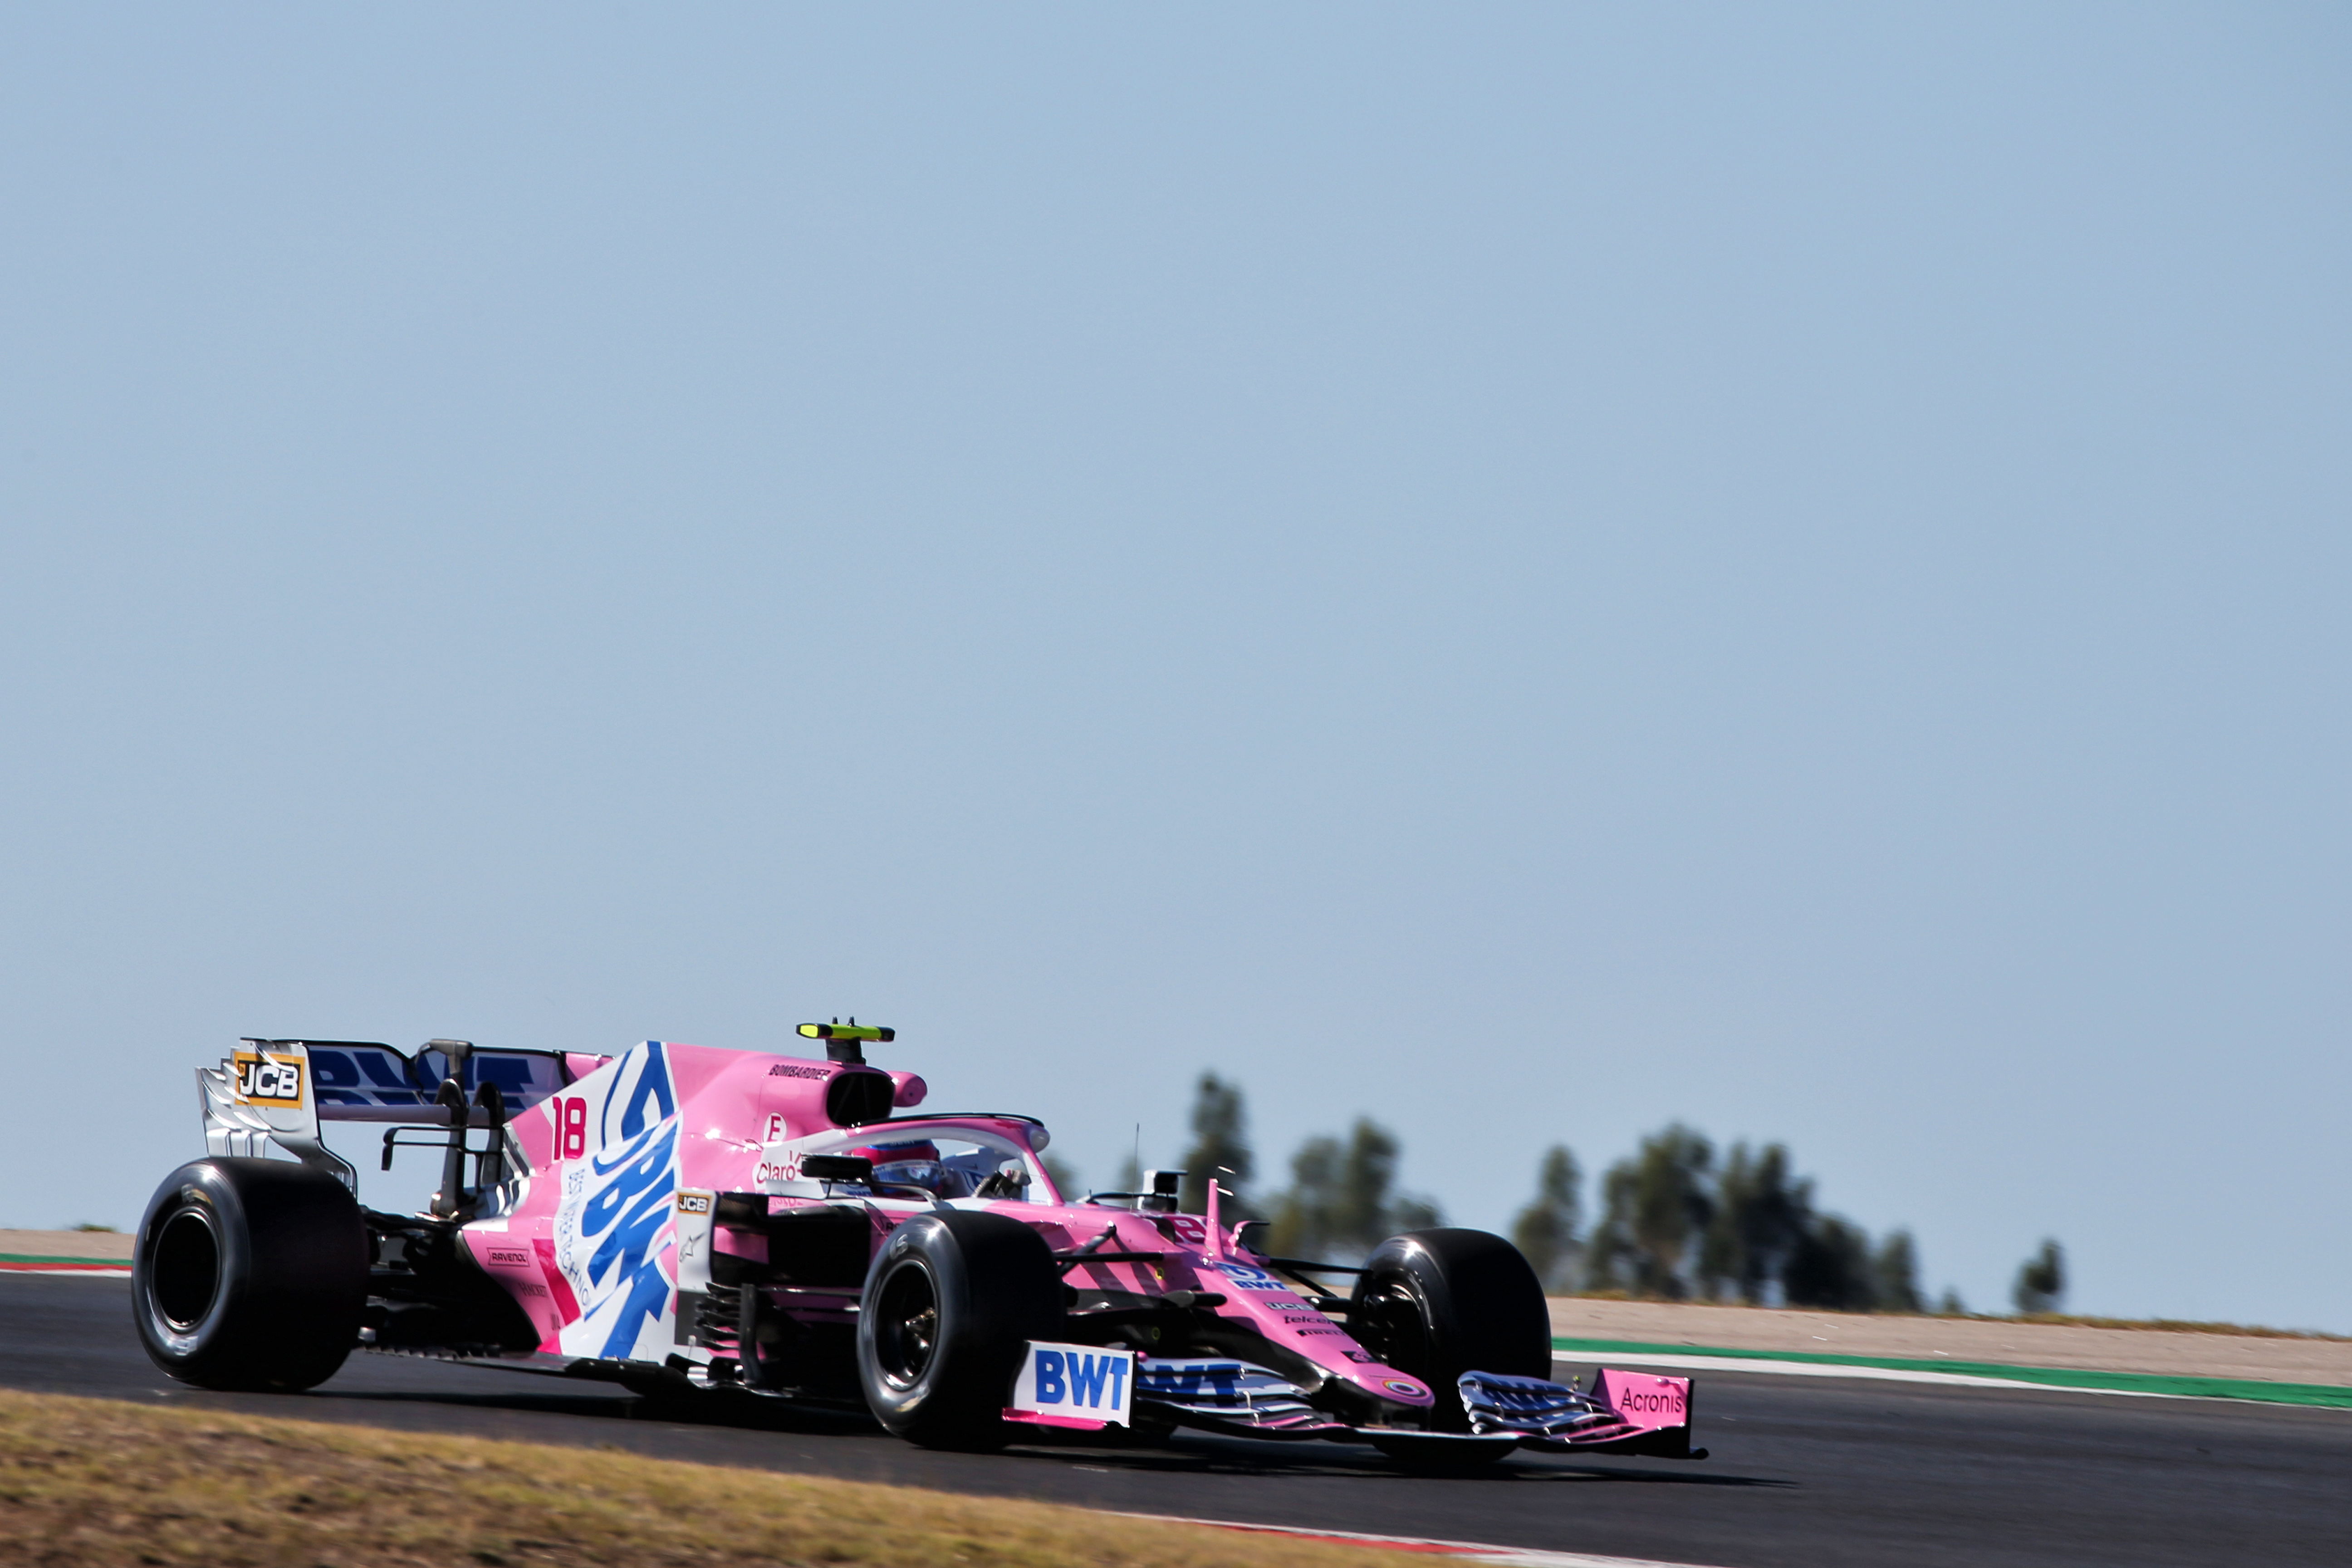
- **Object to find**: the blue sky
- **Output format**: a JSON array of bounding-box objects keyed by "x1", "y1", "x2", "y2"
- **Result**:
[{"x1": 3, "y1": 5, "x2": 2346, "y2": 1329}]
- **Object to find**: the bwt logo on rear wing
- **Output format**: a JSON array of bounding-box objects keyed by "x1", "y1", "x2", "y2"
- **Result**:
[{"x1": 265, "y1": 1040, "x2": 572, "y2": 1122}]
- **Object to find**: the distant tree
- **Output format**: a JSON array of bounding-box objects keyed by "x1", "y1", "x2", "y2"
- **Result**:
[
  {"x1": 1266, "y1": 1118, "x2": 1443, "y2": 1261},
  {"x1": 1580, "y1": 1123, "x2": 1949, "y2": 1314},
  {"x1": 1040, "y1": 1153, "x2": 1082, "y2": 1202},
  {"x1": 1266, "y1": 1134, "x2": 1339, "y2": 1258},
  {"x1": 1512, "y1": 1146, "x2": 1583, "y2": 1293},
  {"x1": 1180, "y1": 1073, "x2": 1255, "y2": 1218},
  {"x1": 1587, "y1": 1125, "x2": 1715, "y2": 1299},
  {"x1": 2013, "y1": 1239, "x2": 2066, "y2": 1315},
  {"x1": 1872, "y1": 1229, "x2": 1924, "y2": 1314},
  {"x1": 1936, "y1": 1288, "x2": 1967, "y2": 1317},
  {"x1": 1390, "y1": 1194, "x2": 1446, "y2": 1232},
  {"x1": 1783, "y1": 1214, "x2": 1876, "y2": 1311},
  {"x1": 1331, "y1": 1118, "x2": 1405, "y2": 1252},
  {"x1": 1701, "y1": 1142, "x2": 1810, "y2": 1304}
]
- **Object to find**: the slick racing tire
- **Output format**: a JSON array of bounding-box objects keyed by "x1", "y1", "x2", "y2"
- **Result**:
[
  {"x1": 132, "y1": 1158, "x2": 368, "y2": 1393},
  {"x1": 1348, "y1": 1228, "x2": 1551, "y2": 1441},
  {"x1": 856, "y1": 1210, "x2": 1063, "y2": 1451}
]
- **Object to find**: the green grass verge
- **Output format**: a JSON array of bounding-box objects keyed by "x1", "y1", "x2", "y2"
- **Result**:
[
  {"x1": 0, "y1": 1390, "x2": 1412, "y2": 1568},
  {"x1": 1553, "y1": 1337, "x2": 2352, "y2": 1408}
]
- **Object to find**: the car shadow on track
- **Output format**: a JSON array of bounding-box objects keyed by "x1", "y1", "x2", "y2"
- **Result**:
[
  {"x1": 308, "y1": 1380, "x2": 1793, "y2": 1491},
  {"x1": 1005, "y1": 1437, "x2": 1793, "y2": 1490},
  {"x1": 318, "y1": 1385, "x2": 875, "y2": 1436}
]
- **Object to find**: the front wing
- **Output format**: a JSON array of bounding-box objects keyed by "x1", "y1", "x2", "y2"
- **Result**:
[{"x1": 1007, "y1": 1352, "x2": 1702, "y2": 1456}]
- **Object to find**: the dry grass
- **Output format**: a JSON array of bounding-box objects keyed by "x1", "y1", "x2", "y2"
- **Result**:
[
  {"x1": 0, "y1": 1391, "x2": 1405, "y2": 1568},
  {"x1": 1554, "y1": 1294, "x2": 2347, "y2": 1339},
  {"x1": 1986, "y1": 1313, "x2": 2348, "y2": 1341}
]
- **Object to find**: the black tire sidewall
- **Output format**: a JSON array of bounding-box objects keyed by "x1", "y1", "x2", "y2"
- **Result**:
[
  {"x1": 859, "y1": 1236, "x2": 968, "y2": 1434},
  {"x1": 1351, "y1": 1227, "x2": 1551, "y2": 1431},
  {"x1": 133, "y1": 1166, "x2": 255, "y2": 1380},
  {"x1": 856, "y1": 1211, "x2": 1061, "y2": 1449},
  {"x1": 132, "y1": 1158, "x2": 367, "y2": 1392}
]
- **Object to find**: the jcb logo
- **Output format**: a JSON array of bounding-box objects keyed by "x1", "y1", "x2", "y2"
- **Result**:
[
  {"x1": 676, "y1": 1192, "x2": 712, "y2": 1215},
  {"x1": 232, "y1": 1052, "x2": 304, "y2": 1107}
]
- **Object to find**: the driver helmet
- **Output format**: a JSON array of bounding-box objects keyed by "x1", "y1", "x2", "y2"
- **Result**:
[{"x1": 847, "y1": 1139, "x2": 971, "y2": 1199}]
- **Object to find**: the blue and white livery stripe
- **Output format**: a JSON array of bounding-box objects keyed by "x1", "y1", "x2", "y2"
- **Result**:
[
  {"x1": 551, "y1": 1043, "x2": 681, "y2": 1362},
  {"x1": 1458, "y1": 1371, "x2": 1619, "y2": 1437},
  {"x1": 1132, "y1": 1356, "x2": 1340, "y2": 1431}
]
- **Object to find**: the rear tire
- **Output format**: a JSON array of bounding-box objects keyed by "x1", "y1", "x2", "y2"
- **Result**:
[
  {"x1": 132, "y1": 1158, "x2": 368, "y2": 1392},
  {"x1": 1348, "y1": 1228, "x2": 1550, "y2": 1444},
  {"x1": 856, "y1": 1211, "x2": 1063, "y2": 1451}
]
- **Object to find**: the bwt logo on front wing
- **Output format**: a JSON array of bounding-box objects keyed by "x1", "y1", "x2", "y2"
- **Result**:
[{"x1": 1009, "y1": 1342, "x2": 1132, "y2": 1426}]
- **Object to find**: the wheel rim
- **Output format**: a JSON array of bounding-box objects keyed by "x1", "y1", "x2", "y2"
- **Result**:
[
  {"x1": 152, "y1": 1208, "x2": 221, "y2": 1332},
  {"x1": 872, "y1": 1259, "x2": 941, "y2": 1388},
  {"x1": 1354, "y1": 1276, "x2": 1431, "y2": 1375}
]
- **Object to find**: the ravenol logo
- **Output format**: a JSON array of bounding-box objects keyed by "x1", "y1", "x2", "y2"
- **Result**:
[{"x1": 1010, "y1": 1342, "x2": 1132, "y2": 1426}]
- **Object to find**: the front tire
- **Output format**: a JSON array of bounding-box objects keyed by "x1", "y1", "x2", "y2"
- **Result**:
[
  {"x1": 1348, "y1": 1228, "x2": 1550, "y2": 1443},
  {"x1": 856, "y1": 1211, "x2": 1063, "y2": 1450},
  {"x1": 132, "y1": 1158, "x2": 368, "y2": 1392}
]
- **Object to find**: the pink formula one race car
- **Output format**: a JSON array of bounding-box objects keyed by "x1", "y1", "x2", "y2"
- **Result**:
[{"x1": 134, "y1": 1024, "x2": 1702, "y2": 1465}]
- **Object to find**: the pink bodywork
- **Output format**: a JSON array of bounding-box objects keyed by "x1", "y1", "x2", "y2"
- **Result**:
[
  {"x1": 456, "y1": 1040, "x2": 1436, "y2": 1415},
  {"x1": 1590, "y1": 1368, "x2": 1693, "y2": 1433}
]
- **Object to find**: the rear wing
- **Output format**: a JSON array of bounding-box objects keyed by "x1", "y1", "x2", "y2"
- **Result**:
[
  {"x1": 196, "y1": 1038, "x2": 586, "y2": 1189},
  {"x1": 299, "y1": 1039, "x2": 574, "y2": 1123}
]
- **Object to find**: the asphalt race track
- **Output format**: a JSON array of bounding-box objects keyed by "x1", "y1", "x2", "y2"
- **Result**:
[{"x1": 3, "y1": 1277, "x2": 2344, "y2": 1568}]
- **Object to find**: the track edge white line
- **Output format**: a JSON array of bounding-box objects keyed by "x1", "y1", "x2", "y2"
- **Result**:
[{"x1": 1103, "y1": 1508, "x2": 1730, "y2": 1568}]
